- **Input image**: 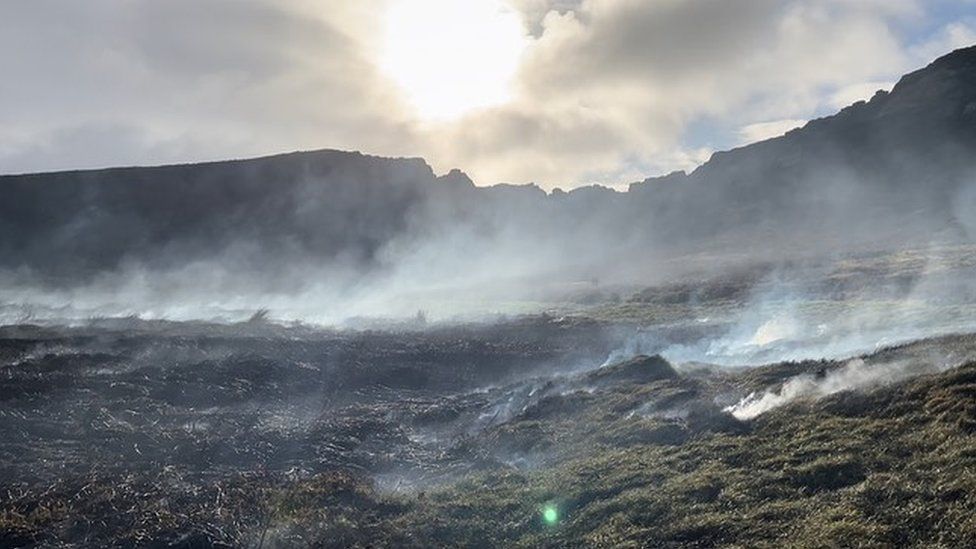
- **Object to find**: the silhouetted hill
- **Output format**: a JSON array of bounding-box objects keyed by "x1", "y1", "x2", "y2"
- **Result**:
[
  {"x1": 634, "y1": 44, "x2": 976, "y2": 247},
  {"x1": 1, "y1": 46, "x2": 975, "y2": 301},
  {"x1": 0, "y1": 150, "x2": 440, "y2": 281}
]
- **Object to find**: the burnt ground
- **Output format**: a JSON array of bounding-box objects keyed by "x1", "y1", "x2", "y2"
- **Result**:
[
  {"x1": 4, "y1": 244, "x2": 976, "y2": 549},
  {"x1": 4, "y1": 310, "x2": 976, "y2": 547},
  {"x1": 0, "y1": 316, "x2": 628, "y2": 546}
]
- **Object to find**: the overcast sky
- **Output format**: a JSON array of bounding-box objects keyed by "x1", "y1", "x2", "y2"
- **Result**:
[{"x1": 1, "y1": 0, "x2": 975, "y2": 188}]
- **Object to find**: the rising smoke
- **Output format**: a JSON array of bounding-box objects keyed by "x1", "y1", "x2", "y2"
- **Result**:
[
  {"x1": 1, "y1": 46, "x2": 975, "y2": 335},
  {"x1": 723, "y1": 354, "x2": 957, "y2": 420}
]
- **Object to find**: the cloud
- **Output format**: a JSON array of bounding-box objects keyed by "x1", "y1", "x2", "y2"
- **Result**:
[
  {"x1": 911, "y1": 20, "x2": 976, "y2": 64},
  {"x1": 0, "y1": 0, "x2": 416, "y2": 173},
  {"x1": 738, "y1": 119, "x2": 807, "y2": 145},
  {"x1": 431, "y1": 0, "x2": 919, "y2": 186},
  {"x1": 0, "y1": 0, "x2": 972, "y2": 187},
  {"x1": 828, "y1": 81, "x2": 895, "y2": 110}
]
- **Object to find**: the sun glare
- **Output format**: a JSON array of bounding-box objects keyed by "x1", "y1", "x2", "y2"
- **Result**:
[{"x1": 380, "y1": 0, "x2": 527, "y2": 121}]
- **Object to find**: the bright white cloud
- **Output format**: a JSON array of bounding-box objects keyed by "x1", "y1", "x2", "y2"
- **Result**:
[
  {"x1": 828, "y1": 81, "x2": 895, "y2": 110},
  {"x1": 738, "y1": 119, "x2": 807, "y2": 145}
]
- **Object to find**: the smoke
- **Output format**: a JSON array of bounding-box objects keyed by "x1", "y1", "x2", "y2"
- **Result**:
[
  {"x1": 724, "y1": 355, "x2": 954, "y2": 420},
  {"x1": 1, "y1": 45, "x2": 975, "y2": 326},
  {"x1": 592, "y1": 248, "x2": 976, "y2": 371}
]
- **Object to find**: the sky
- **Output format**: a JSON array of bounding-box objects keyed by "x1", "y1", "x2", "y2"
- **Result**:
[{"x1": 1, "y1": 0, "x2": 975, "y2": 189}]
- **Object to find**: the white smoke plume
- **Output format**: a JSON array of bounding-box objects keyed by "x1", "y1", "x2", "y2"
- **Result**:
[{"x1": 724, "y1": 356, "x2": 954, "y2": 420}]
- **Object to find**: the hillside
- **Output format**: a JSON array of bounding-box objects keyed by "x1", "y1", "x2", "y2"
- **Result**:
[
  {"x1": 4, "y1": 320, "x2": 976, "y2": 547},
  {"x1": 1, "y1": 47, "x2": 975, "y2": 314}
]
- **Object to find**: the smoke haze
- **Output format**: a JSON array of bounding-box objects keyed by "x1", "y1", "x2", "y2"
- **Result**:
[{"x1": 1, "y1": 47, "x2": 976, "y2": 344}]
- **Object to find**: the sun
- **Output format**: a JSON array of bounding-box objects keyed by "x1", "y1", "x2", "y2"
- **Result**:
[{"x1": 380, "y1": 0, "x2": 527, "y2": 121}]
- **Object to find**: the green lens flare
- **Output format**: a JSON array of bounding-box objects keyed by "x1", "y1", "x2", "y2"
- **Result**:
[{"x1": 542, "y1": 505, "x2": 559, "y2": 525}]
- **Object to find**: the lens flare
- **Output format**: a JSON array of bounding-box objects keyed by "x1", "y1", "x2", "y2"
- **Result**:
[{"x1": 542, "y1": 504, "x2": 559, "y2": 525}]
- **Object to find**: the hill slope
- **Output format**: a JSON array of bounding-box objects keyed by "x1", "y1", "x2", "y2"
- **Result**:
[{"x1": 1, "y1": 46, "x2": 975, "y2": 315}]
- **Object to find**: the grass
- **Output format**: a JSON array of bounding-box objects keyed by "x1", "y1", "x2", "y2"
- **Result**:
[
  {"x1": 117, "y1": 339, "x2": 960, "y2": 548},
  {"x1": 354, "y1": 361, "x2": 976, "y2": 548},
  {"x1": 8, "y1": 346, "x2": 976, "y2": 547},
  {"x1": 4, "y1": 240, "x2": 976, "y2": 548}
]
